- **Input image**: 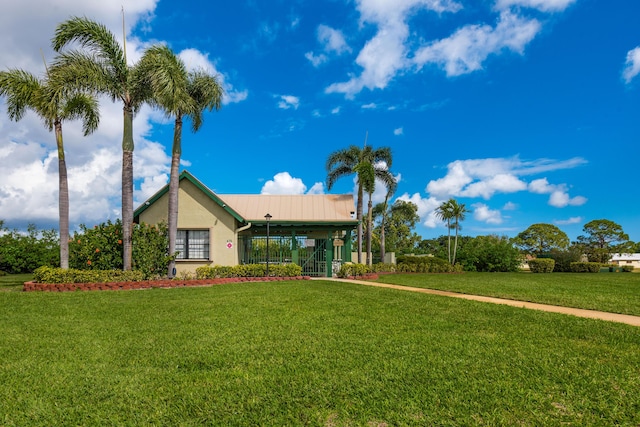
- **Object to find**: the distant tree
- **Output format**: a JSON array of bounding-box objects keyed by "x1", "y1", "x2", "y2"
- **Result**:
[
  {"x1": 0, "y1": 67, "x2": 99, "y2": 269},
  {"x1": 371, "y1": 184, "x2": 396, "y2": 263},
  {"x1": 575, "y1": 219, "x2": 629, "y2": 263},
  {"x1": 456, "y1": 235, "x2": 522, "y2": 272},
  {"x1": 435, "y1": 198, "x2": 468, "y2": 265},
  {"x1": 0, "y1": 222, "x2": 59, "y2": 273},
  {"x1": 514, "y1": 223, "x2": 570, "y2": 256},
  {"x1": 378, "y1": 200, "x2": 421, "y2": 255}
]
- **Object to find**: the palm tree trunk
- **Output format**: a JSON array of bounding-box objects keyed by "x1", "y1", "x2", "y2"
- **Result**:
[
  {"x1": 122, "y1": 105, "x2": 134, "y2": 270},
  {"x1": 447, "y1": 219, "x2": 452, "y2": 264},
  {"x1": 356, "y1": 184, "x2": 363, "y2": 264},
  {"x1": 452, "y1": 223, "x2": 459, "y2": 266},
  {"x1": 367, "y1": 195, "x2": 373, "y2": 266},
  {"x1": 167, "y1": 115, "x2": 183, "y2": 278},
  {"x1": 55, "y1": 121, "x2": 69, "y2": 269},
  {"x1": 380, "y1": 219, "x2": 386, "y2": 264}
]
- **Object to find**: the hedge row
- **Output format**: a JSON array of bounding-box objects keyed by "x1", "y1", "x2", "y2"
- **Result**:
[
  {"x1": 528, "y1": 258, "x2": 555, "y2": 273},
  {"x1": 396, "y1": 256, "x2": 463, "y2": 273},
  {"x1": 33, "y1": 266, "x2": 145, "y2": 284},
  {"x1": 195, "y1": 263, "x2": 302, "y2": 279},
  {"x1": 569, "y1": 262, "x2": 604, "y2": 273}
]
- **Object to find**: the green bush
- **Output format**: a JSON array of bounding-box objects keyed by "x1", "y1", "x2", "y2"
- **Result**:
[
  {"x1": 396, "y1": 256, "x2": 461, "y2": 273},
  {"x1": 527, "y1": 258, "x2": 555, "y2": 273},
  {"x1": 570, "y1": 262, "x2": 602, "y2": 273},
  {"x1": 621, "y1": 265, "x2": 635, "y2": 272},
  {"x1": 0, "y1": 222, "x2": 59, "y2": 273},
  {"x1": 69, "y1": 220, "x2": 173, "y2": 279},
  {"x1": 195, "y1": 263, "x2": 302, "y2": 279},
  {"x1": 33, "y1": 266, "x2": 144, "y2": 284},
  {"x1": 336, "y1": 263, "x2": 374, "y2": 278}
]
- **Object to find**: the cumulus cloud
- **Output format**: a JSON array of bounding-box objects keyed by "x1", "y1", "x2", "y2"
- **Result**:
[
  {"x1": 397, "y1": 192, "x2": 442, "y2": 228},
  {"x1": 326, "y1": 0, "x2": 572, "y2": 97},
  {"x1": 623, "y1": 47, "x2": 640, "y2": 84},
  {"x1": 394, "y1": 127, "x2": 404, "y2": 136},
  {"x1": 178, "y1": 49, "x2": 248, "y2": 104},
  {"x1": 306, "y1": 24, "x2": 351, "y2": 67},
  {"x1": 413, "y1": 11, "x2": 541, "y2": 77},
  {"x1": 426, "y1": 156, "x2": 587, "y2": 207},
  {"x1": 260, "y1": 172, "x2": 323, "y2": 195},
  {"x1": 528, "y1": 178, "x2": 587, "y2": 207},
  {"x1": 276, "y1": 95, "x2": 300, "y2": 110},
  {"x1": 472, "y1": 203, "x2": 503, "y2": 224}
]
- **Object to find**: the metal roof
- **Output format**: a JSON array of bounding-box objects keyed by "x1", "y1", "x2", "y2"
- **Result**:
[
  {"x1": 134, "y1": 170, "x2": 358, "y2": 226},
  {"x1": 218, "y1": 194, "x2": 357, "y2": 223}
]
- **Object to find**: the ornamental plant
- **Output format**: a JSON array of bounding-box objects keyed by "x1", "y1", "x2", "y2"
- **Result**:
[{"x1": 69, "y1": 220, "x2": 174, "y2": 279}]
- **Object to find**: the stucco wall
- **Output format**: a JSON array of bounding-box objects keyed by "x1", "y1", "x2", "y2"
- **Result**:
[{"x1": 138, "y1": 179, "x2": 240, "y2": 275}]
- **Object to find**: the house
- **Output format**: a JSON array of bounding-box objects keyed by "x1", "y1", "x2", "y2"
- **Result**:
[
  {"x1": 609, "y1": 253, "x2": 640, "y2": 270},
  {"x1": 133, "y1": 171, "x2": 359, "y2": 277}
]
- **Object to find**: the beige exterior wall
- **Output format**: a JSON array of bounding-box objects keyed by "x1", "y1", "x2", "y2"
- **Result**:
[{"x1": 137, "y1": 179, "x2": 240, "y2": 276}]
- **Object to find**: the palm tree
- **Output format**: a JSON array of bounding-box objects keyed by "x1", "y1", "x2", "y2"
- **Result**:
[
  {"x1": 434, "y1": 199, "x2": 454, "y2": 264},
  {"x1": 435, "y1": 198, "x2": 468, "y2": 265},
  {"x1": 449, "y1": 199, "x2": 468, "y2": 265},
  {"x1": 0, "y1": 68, "x2": 99, "y2": 269},
  {"x1": 326, "y1": 144, "x2": 394, "y2": 264},
  {"x1": 51, "y1": 16, "x2": 151, "y2": 270},
  {"x1": 138, "y1": 45, "x2": 223, "y2": 277},
  {"x1": 376, "y1": 182, "x2": 396, "y2": 263}
]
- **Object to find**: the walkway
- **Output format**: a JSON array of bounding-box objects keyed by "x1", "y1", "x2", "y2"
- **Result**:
[{"x1": 313, "y1": 277, "x2": 640, "y2": 327}]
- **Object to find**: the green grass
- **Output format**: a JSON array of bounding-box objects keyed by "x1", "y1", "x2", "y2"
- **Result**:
[
  {"x1": 1, "y1": 280, "x2": 639, "y2": 426},
  {"x1": 0, "y1": 273, "x2": 31, "y2": 292},
  {"x1": 375, "y1": 272, "x2": 640, "y2": 316}
]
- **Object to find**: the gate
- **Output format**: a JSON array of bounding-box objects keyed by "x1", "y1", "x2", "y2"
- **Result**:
[{"x1": 298, "y1": 238, "x2": 328, "y2": 277}]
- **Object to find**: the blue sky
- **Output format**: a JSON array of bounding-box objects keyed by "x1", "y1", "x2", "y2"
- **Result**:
[{"x1": 1, "y1": 0, "x2": 639, "y2": 242}]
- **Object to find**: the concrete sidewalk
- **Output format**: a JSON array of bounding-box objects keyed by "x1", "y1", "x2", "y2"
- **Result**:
[{"x1": 313, "y1": 277, "x2": 640, "y2": 327}]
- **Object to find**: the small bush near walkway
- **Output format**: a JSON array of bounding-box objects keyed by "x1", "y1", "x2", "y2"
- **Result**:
[{"x1": 528, "y1": 258, "x2": 555, "y2": 273}]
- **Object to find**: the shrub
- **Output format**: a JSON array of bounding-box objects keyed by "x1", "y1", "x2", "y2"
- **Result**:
[
  {"x1": 336, "y1": 263, "x2": 373, "y2": 278},
  {"x1": 621, "y1": 265, "x2": 635, "y2": 272},
  {"x1": 0, "y1": 222, "x2": 59, "y2": 273},
  {"x1": 570, "y1": 262, "x2": 602, "y2": 273},
  {"x1": 195, "y1": 263, "x2": 302, "y2": 279},
  {"x1": 455, "y1": 235, "x2": 522, "y2": 272},
  {"x1": 396, "y1": 255, "x2": 461, "y2": 273},
  {"x1": 69, "y1": 220, "x2": 173, "y2": 279},
  {"x1": 33, "y1": 266, "x2": 144, "y2": 284},
  {"x1": 528, "y1": 258, "x2": 555, "y2": 273}
]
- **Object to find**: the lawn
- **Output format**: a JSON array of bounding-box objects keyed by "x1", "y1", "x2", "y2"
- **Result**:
[
  {"x1": 375, "y1": 272, "x2": 640, "y2": 316},
  {"x1": 0, "y1": 273, "x2": 31, "y2": 292},
  {"x1": 1, "y1": 280, "x2": 639, "y2": 426}
]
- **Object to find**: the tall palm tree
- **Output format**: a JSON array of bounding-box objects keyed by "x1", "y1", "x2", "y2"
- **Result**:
[
  {"x1": 434, "y1": 199, "x2": 454, "y2": 264},
  {"x1": 0, "y1": 68, "x2": 99, "y2": 269},
  {"x1": 137, "y1": 45, "x2": 223, "y2": 277},
  {"x1": 326, "y1": 144, "x2": 394, "y2": 264},
  {"x1": 449, "y1": 199, "x2": 468, "y2": 265},
  {"x1": 376, "y1": 181, "x2": 396, "y2": 263},
  {"x1": 51, "y1": 16, "x2": 151, "y2": 270}
]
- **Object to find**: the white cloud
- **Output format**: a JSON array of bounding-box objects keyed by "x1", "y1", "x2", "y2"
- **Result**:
[
  {"x1": 528, "y1": 178, "x2": 587, "y2": 207},
  {"x1": 472, "y1": 203, "x2": 503, "y2": 224},
  {"x1": 413, "y1": 11, "x2": 541, "y2": 77},
  {"x1": 307, "y1": 182, "x2": 325, "y2": 194},
  {"x1": 503, "y1": 201, "x2": 518, "y2": 210},
  {"x1": 623, "y1": 47, "x2": 640, "y2": 84},
  {"x1": 318, "y1": 25, "x2": 351, "y2": 55},
  {"x1": 331, "y1": 106, "x2": 342, "y2": 115},
  {"x1": 261, "y1": 172, "x2": 307, "y2": 194},
  {"x1": 178, "y1": 49, "x2": 248, "y2": 104},
  {"x1": 305, "y1": 51, "x2": 328, "y2": 67},
  {"x1": 494, "y1": 0, "x2": 576, "y2": 12},
  {"x1": 276, "y1": 95, "x2": 300, "y2": 110},
  {"x1": 361, "y1": 102, "x2": 377, "y2": 109},
  {"x1": 394, "y1": 127, "x2": 404, "y2": 135},
  {"x1": 426, "y1": 157, "x2": 587, "y2": 207},
  {"x1": 554, "y1": 216, "x2": 582, "y2": 225},
  {"x1": 397, "y1": 192, "x2": 442, "y2": 228}
]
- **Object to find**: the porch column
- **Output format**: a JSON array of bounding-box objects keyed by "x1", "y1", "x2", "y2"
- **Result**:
[
  {"x1": 344, "y1": 229, "x2": 352, "y2": 263},
  {"x1": 291, "y1": 230, "x2": 298, "y2": 265},
  {"x1": 326, "y1": 233, "x2": 334, "y2": 277}
]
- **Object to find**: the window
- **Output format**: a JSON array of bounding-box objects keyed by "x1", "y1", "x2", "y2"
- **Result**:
[{"x1": 176, "y1": 230, "x2": 210, "y2": 260}]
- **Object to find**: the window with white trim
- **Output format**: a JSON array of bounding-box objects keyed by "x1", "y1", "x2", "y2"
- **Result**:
[{"x1": 176, "y1": 230, "x2": 210, "y2": 260}]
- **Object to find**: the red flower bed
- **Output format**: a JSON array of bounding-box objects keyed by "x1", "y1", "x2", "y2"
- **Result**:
[{"x1": 23, "y1": 276, "x2": 311, "y2": 292}]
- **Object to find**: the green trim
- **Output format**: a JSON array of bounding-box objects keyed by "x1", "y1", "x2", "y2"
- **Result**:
[{"x1": 134, "y1": 170, "x2": 245, "y2": 223}]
